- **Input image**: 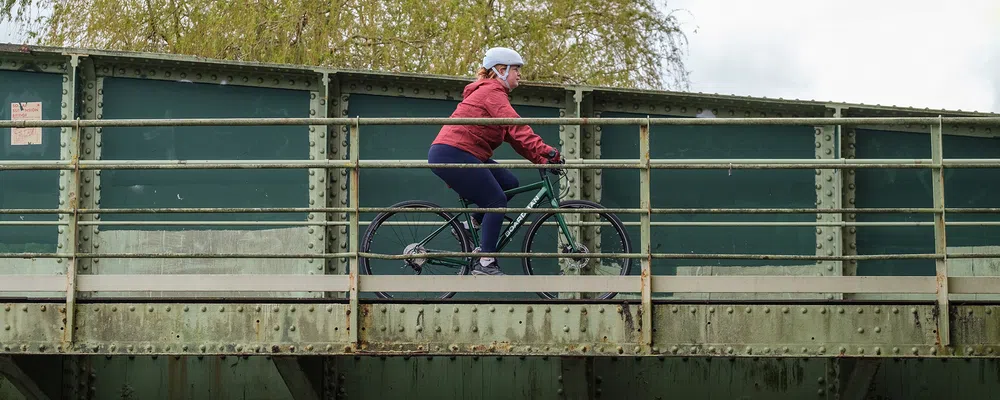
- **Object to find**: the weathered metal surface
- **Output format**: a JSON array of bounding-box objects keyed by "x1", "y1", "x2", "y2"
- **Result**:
[
  {"x1": 815, "y1": 121, "x2": 843, "y2": 301},
  {"x1": 651, "y1": 304, "x2": 943, "y2": 357},
  {"x1": 596, "y1": 357, "x2": 828, "y2": 399},
  {"x1": 87, "y1": 355, "x2": 296, "y2": 400},
  {"x1": 70, "y1": 303, "x2": 352, "y2": 355},
  {"x1": 0, "y1": 304, "x2": 64, "y2": 353},
  {"x1": 327, "y1": 354, "x2": 564, "y2": 399},
  {"x1": 90, "y1": 228, "x2": 322, "y2": 298},
  {"x1": 359, "y1": 303, "x2": 639, "y2": 355},
  {"x1": 0, "y1": 69, "x2": 64, "y2": 299}
]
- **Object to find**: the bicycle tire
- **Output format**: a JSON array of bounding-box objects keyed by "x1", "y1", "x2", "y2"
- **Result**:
[
  {"x1": 359, "y1": 199, "x2": 473, "y2": 299},
  {"x1": 520, "y1": 199, "x2": 633, "y2": 300}
]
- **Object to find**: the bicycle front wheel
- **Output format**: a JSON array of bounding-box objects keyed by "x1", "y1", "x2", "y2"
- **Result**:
[
  {"x1": 360, "y1": 200, "x2": 473, "y2": 299},
  {"x1": 521, "y1": 200, "x2": 633, "y2": 300}
]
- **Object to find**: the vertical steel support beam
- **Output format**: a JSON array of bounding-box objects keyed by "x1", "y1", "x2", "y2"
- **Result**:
[
  {"x1": 575, "y1": 90, "x2": 602, "y2": 300},
  {"x1": 587, "y1": 108, "x2": 603, "y2": 204},
  {"x1": 76, "y1": 62, "x2": 101, "y2": 294},
  {"x1": 327, "y1": 77, "x2": 350, "y2": 279},
  {"x1": 842, "y1": 126, "x2": 858, "y2": 280},
  {"x1": 931, "y1": 118, "x2": 951, "y2": 347},
  {"x1": 578, "y1": 90, "x2": 599, "y2": 204},
  {"x1": 816, "y1": 108, "x2": 842, "y2": 300},
  {"x1": 347, "y1": 119, "x2": 360, "y2": 346},
  {"x1": 559, "y1": 91, "x2": 582, "y2": 299},
  {"x1": 639, "y1": 120, "x2": 653, "y2": 348},
  {"x1": 59, "y1": 55, "x2": 80, "y2": 346},
  {"x1": 560, "y1": 90, "x2": 582, "y2": 201},
  {"x1": 309, "y1": 74, "x2": 329, "y2": 289}
]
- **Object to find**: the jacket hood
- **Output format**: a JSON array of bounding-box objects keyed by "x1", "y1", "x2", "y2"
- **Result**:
[{"x1": 462, "y1": 78, "x2": 505, "y2": 98}]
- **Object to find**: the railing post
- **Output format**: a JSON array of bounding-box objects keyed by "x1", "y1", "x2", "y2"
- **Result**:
[
  {"x1": 348, "y1": 118, "x2": 361, "y2": 347},
  {"x1": 61, "y1": 54, "x2": 81, "y2": 347},
  {"x1": 639, "y1": 118, "x2": 653, "y2": 348},
  {"x1": 65, "y1": 122, "x2": 81, "y2": 347},
  {"x1": 931, "y1": 117, "x2": 951, "y2": 348}
]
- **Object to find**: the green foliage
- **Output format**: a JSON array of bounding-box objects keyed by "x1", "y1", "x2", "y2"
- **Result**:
[{"x1": 2, "y1": 0, "x2": 690, "y2": 90}]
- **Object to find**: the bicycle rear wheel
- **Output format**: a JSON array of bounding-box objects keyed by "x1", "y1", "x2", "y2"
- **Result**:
[
  {"x1": 359, "y1": 200, "x2": 473, "y2": 299},
  {"x1": 521, "y1": 200, "x2": 633, "y2": 300}
]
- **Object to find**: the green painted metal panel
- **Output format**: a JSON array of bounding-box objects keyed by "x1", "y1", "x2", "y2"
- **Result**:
[
  {"x1": 330, "y1": 355, "x2": 563, "y2": 399},
  {"x1": 594, "y1": 357, "x2": 827, "y2": 399},
  {"x1": 0, "y1": 377, "x2": 27, "y2": 400},
  {"x1": 853, "y1": 129, "x2": 1000, "y2": 277},
  {"x1": 867, "y1": 358, "x2": 1000, "y2": 399},
  {"x1": 348, "y1": 93, "x2": 562, "y2": 299},
  {"x1": 86, "y1": 355, "x2": 295, "y2": 400},
  {"x1": 599, "y1": 111, "x2": 816, "y2": 276},
  {"x1": 0, "y1": 70, "x2": 61, "y2": 253},
  {"x1": 100, "y1": 77, "x2": 310, "y2": 229},
  {"x1": 853, "y1": 129, "x2": 933, "y2": 277}
]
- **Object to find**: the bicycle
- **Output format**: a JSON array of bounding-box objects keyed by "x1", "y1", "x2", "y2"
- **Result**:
[{"x1": 359, "y1": 150, "x2": 633, "y2": 300}]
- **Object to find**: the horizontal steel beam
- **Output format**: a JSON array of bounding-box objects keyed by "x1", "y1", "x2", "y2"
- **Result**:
[
  {"x1": 0, "y1": 302, "x2": 996, "y2": 357},
  {"x1": 1, "y1": 275, "x2": 997, "y2": 295},
  {"x1": 3, "y1": 158, "x2": 1000, "y2": 170},
  {"x1": 2, "y1": 116, "x2": 1000, "y2": 128}
]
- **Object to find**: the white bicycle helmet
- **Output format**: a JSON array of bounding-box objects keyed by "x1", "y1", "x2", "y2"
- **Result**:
[{"x1": 482, "y1": 47, "x2": 524, "y2": 90}]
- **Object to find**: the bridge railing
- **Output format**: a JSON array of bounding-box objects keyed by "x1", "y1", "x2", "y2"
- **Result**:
[{"x1": 2, "y1": 115, "x2": 1000, "y2": 345}]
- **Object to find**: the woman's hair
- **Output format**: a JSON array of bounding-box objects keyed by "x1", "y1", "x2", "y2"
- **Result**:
[{"x1": 476, "y1": 65, "x2": 507, "y2": 80}]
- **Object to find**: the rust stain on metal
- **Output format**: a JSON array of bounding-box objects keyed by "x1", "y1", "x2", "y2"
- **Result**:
[
  {"x1": 167, "y1": 355, "x2": 188, "y2": 399},
  {"x1": 621, "y1": 303, "x2": 636, "y2": 340}
]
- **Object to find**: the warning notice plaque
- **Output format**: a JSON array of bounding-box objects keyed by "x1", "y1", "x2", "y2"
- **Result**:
[{"x1": 10, "y1": 102, "x2": 42, "y2": 146}]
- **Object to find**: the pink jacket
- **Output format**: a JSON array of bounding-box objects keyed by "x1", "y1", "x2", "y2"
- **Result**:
[{"x1": 432, "y1": 79, "x2": 554, "y2": 164}]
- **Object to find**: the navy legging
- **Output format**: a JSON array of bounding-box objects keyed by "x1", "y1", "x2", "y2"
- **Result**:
[{"x1": 428, "y1": 144, "x2": 519, "y2": 253}]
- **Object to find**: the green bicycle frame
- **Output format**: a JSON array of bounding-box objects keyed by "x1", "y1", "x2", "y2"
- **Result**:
[{"x1": 418, "y1": 169, "x2": 579, "y2": 269}]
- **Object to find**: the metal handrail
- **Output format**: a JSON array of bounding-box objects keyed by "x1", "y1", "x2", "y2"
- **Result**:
[
  {"x1": 1, "y1": 114, "x2": 993, "y2": 348},
  {"x1": 0, "y1": 117, "x2": 994, "y2": 317}
]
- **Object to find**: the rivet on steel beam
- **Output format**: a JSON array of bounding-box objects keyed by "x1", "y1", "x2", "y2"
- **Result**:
[
  {"x1": 201, "y1": 306, "x2": 207, "y2": 312},
  {"x1": 453, "y1": 326, "x2": 459, "y2": 332},
  {"x1": 328, "y1": 306, "x2": 334, "y2": 313},
  {"x1": 671, "y1": 307, "x2": 678, "y2": 313},
  {"x1": 892, "y1": 307, "x2": 899, "y2": 314},
  {"x1": 727, "y1": 307, "x2": 734, "y2": 314},
  {"x1": 690, "y1": 308, "x2": 696, "y2": 314},
  {"x1": 911, "y1": 348, "x2": 919, "y2": 355},
  {"x1": 274, "y1": 325, "x2": 280, "y2": 331},
  {"x1": 708, "y1": 307, "x2": 715, "y2": 313},
  {"x1": 892, "y1": 347, "x2": 900, "y2": 354},
  {"x1": 563, "y1": 326, "x2": 569, "y2": 332},
  {"x1": 510, "y1": 307, "x2": 515, "y2": 313},
  {"x1": 782, "y1": 307, "x2": 789, "y2": 314}
]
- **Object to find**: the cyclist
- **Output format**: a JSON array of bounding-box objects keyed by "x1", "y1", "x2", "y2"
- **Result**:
[{"x1": 427, "y1": 46, "x2": 563, "y2": 276}]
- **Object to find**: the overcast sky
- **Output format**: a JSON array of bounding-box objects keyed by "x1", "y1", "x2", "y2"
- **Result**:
[
  {"x1": 666, "y1": 0, "x2": 1000, "y2": 113},
  {"x1": 2, "y1": 1, "x2": 998, "y2": 113}
]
